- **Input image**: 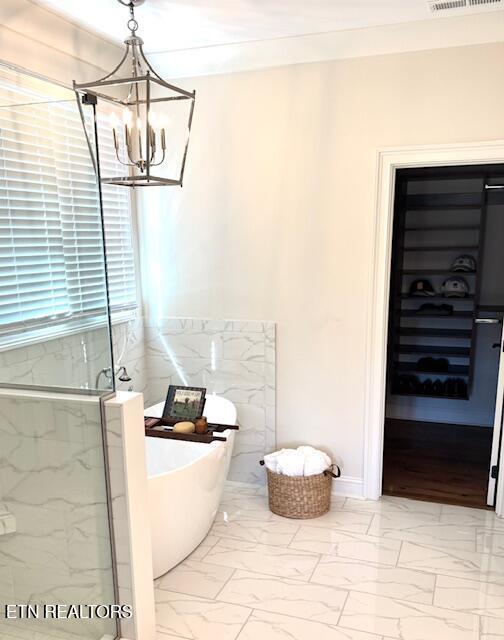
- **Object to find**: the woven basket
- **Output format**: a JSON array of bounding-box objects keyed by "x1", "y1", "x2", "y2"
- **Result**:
[{"x1": 261, "y1": 462, "x2": 340, "y2": 519}]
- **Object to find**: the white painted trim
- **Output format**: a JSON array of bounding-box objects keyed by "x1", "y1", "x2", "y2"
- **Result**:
[
  {"x1": 363, "y1": 140, "x2": 504, "y2": 514},
  {"x1": 149, "y1": 11, "x2": 504, "y2": 79},
  {"x1": 332, "y1": 475, "x2": 364, "y2": 500},
  {"x1": 488, "y1": 322, "x2": 504, "y2": 507}
]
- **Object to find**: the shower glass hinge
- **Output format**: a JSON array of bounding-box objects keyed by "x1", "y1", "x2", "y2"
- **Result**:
[{"x1": 491, "y1": 465, "x2": 499, "y2": 480}]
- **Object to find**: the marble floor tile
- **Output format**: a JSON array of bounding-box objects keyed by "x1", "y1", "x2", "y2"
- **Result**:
[
  {"x1": 289, "y1": 526, "x2": 401, "y2": 566},
  {"x1": 218, "y1": 495, "x2": 273, "y2": 521},
  {"x1": 339, "y1": 590, "x2": 479, "y2": 640},
  {"x1": 367, "y1": 514, "x2": 477, "y2": 551},
  {"x1": 217, "y1": 569, "x2": 348, "y2": 625},
  {"x1": 185, "y1": 534, "x2": 220, "y2": 562},
  {"x1": 439, "y1": 505, "x2": 504, "y2": 530},
  {"x1": 154, "y1": 485, "x2": 504, "y2": 640},
  {"x1": 204, "y1": 536, "x2": 320, "y2": 580},
  {"x1": 280, "y1": 509, "x2": 373, "y2": 534},
  {"x1": 433, "y1": 574, "x2": 504, "y2": 618},
  {"x1": 481, "y1": 615, "x2": 504, "y2": 640},
  {"x1": 158, "y1": 633, "x2": 188, "y2": 640},
  {"x1": 343, "y1": 496, "x2": 442, "y2": 517},
  {"x1": 236, "y1": 609, "x2": 381, "y2": 640},
  {"x1": 398, "y1": 541, "x2": 504, "y2": 585},
  {"x1": 476, "y1": 529, "x2": 504, "y2": 556},
  {"x1": 155, "y1": 588, "x2": 251, "y2": 640},
  {"x1": 310, "y1": 554, "x2": 436, "y2": 604},
  {"x1": 211, "y1": 517, "x2": 299, "y2": 546},
  {"x1": 156, "y1": 559, "x2": 235, "y2": 599}
]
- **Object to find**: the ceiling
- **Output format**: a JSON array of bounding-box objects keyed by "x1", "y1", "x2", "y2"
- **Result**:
[
  {"x1": 31, "y1": 0, "x2": 504, "y2": 77},
  {"x1": 33, "y1": 0, "x2": 504, "y2": 52}
]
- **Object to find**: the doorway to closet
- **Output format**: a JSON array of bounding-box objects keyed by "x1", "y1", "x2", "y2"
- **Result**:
[{"x1": 383, "y1": 164, "x2": 504, "y2": 509}]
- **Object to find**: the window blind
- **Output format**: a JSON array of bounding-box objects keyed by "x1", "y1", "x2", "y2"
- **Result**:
[{"x1": 0, "y1": 71, "x2": 137, "y2": 336}]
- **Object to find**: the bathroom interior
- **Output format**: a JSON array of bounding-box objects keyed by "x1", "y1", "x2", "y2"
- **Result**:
[{"x1": 2, "y1": 2, "x2": 504, "y2": 640}]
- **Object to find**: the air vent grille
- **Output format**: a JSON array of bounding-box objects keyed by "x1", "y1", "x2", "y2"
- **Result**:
[
  {"x1": 429, "y1": 0, "x2": 466, "y2": 11},
  {"x1": 468, "y1": 0, "x2": 501, "y2": 5},
  {"x1": 429, "y1": 0, "x2": 502, "y2": 9}
]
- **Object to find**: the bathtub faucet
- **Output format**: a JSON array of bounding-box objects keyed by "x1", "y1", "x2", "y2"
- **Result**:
[{"x1": 95, "y1": 365, "x2": 132, "y2": 390}]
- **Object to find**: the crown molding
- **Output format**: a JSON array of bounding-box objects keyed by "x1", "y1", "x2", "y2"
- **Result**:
[{"x1": 145, "y1": 10, "x2": 504, "y2": 79}]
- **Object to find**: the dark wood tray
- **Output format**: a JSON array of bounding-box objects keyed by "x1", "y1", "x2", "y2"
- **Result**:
[{"x1": 144, "y1": 416, "x2": 239, "y2": 443}]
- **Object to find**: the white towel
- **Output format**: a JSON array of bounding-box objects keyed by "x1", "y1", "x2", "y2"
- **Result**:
[
  {"x1": 303, "y1": 451, "x2": 331, "y2": 476},
  {"x1": 276, "y1": 449, "x2": 305, "y2": 477},
  {"x1": 264, "y1": 448, "x2": 290, "y2": 474},
  {"x1": 265, "y1": 446, "x2": 332, "y2": 477}
]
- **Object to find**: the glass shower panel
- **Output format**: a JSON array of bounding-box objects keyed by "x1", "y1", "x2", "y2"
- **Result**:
[
  {"x1": 0, "y1": 67, "x2": 118, "y2": 640},
  {"x1": 0, "y1": 66, "x2": 114, "y2": 392}
]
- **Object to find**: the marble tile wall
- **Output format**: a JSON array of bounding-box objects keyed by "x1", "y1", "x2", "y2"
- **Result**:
[
  {"x1": 142, "y1": 318, "x2": 276, "y2": 484},
  {"x1": 0, "y1": 391, "x2": 118, "y2": 640},
  {"x1": 0, "y1": 317, "x2": 146, "y2": 394}
]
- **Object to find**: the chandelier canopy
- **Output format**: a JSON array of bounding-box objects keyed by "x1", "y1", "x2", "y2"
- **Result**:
[{"x1": 73, "y1": 0, "x2": 196, "y2": 187}]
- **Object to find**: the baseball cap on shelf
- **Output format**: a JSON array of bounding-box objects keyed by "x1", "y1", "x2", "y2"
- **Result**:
[
  {"x1": 441, "y1": 276, "x2": 469, "y2": 298},
  {"x1": 409, "y1": 279, "x2": 436, "y2": 297},
  {"x1": 451, "y1": 254, "x2": 476, "y2": 273}
]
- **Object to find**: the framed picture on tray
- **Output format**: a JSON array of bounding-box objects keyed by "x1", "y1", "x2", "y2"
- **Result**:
[{"x1": 162, "y1": 385, "x2": 206, "y2": 422}]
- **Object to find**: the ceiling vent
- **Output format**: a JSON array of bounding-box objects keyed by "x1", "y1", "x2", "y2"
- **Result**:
[
  {"x1": 428, "y1": 0, "x2": 466, "y2": 11},
  {"x1": 468, "y1": 0, "x2": 501, "y2": 5},
  {"x1": 429, "y1": 0, "x2": 501, "y2": 9}
]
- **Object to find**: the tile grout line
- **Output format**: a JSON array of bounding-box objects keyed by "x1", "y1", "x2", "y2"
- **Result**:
[
  {"x1": 395, "y1": 540, "x2": 404, "y2": 567},
  {"x1": 212, "y1": 567, "x2": 237, "y2": 600},
  {"x1": 233, "y1": 607, "x2": 254, "y2": 640},
  {"x1": 365, "y1": 512, "x2": 376, "y2": 536},
  {"x1": 335, "y1": 589, "x2": 350, "y2": 627},
  {"x1": 199, "y1": 536, "x2": 222, "y2": 562}
]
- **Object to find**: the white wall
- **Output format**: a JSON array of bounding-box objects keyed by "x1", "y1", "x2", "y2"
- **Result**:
[{"x1": 138, "y1": 41, "x2": 504, "y2": 494}]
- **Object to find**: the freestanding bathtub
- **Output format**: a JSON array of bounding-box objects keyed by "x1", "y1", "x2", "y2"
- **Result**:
[{"x1": 144, "y1": 394, "x2": 237, "y2": 579}]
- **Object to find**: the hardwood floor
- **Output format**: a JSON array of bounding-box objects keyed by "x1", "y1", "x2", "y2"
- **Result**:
[{"x1": 382, "y1": 418, "x2": 493, "y2": 508}]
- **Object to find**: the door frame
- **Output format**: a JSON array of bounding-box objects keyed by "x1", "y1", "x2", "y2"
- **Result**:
[{"x1": 363, "y1": 140, "x2": 504, "y2": 516}]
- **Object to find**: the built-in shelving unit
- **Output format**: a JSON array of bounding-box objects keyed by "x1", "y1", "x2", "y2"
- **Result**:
[{"x1": 387, "y1": 172, "x2": 487, "y2": 401}]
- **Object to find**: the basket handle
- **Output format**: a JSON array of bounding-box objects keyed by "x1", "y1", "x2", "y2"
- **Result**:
[{"x1": 324, "y1": 465, "x2": 341, "y2": 478}]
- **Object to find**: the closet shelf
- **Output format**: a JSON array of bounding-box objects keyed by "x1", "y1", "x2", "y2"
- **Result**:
[
  {"x1": 403, "y1": 245, "x2": 479, "y2": 252},
  {"x1": 394, "y1": 362, "x2": 470, "y2": 376},
  {"x1": 400, "y1": 294, "x2": 475, "y2": 300},
  {"x1": 400, "y1": 310, "x2": 473, "y2": 318},
  {"x1": 401, "y1": 269, "x2": 477, "y2": 275},
  {"x1": 405, "y1": 225, "x2": 480, "y2": 232},
  {"x1": 391, "y1": 391, "x2": 469, "y2": 400},
  {"x1": 398, "y1": 328, "x2": 472, "y2": 338},
  {"x1": 406, "y1": 193, "x2": 482, "y2": 209},
  {"x1": 396, "y1": 345, "x2": 471, "y2": 356}
]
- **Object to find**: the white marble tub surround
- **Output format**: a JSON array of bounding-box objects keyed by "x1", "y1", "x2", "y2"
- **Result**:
[
  {"x1": 143, "y1": 317, "x2": 276, "y2": 485},
  {"x1": 145, "y1": 395, "x2": 237, "y2": 579},
  {"x1": 154, "y1": 483, "x2": 504, "y2": 640}
]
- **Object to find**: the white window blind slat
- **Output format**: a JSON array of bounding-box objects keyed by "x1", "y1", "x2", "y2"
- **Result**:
[{"x1": 0, "y1": 73, "x2": 137, "y2": 334}]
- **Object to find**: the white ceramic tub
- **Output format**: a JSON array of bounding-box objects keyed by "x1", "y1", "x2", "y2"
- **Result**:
[{"x1": 144, "y1": 394, "x2": 236, "y2": 579}]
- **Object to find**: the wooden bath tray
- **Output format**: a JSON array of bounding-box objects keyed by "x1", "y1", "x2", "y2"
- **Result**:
[{"x1": 144, "y1": 417, "x2": 239, "y2": 443}]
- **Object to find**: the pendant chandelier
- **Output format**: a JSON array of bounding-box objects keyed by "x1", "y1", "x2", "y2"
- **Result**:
[{"x1": 73, "y1": 0, "x2": 196, "y2": 187}]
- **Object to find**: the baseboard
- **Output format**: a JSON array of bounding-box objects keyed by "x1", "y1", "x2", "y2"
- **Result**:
[{"x1": 331, "y1": 475, "x2": 364, "y2": 499}]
